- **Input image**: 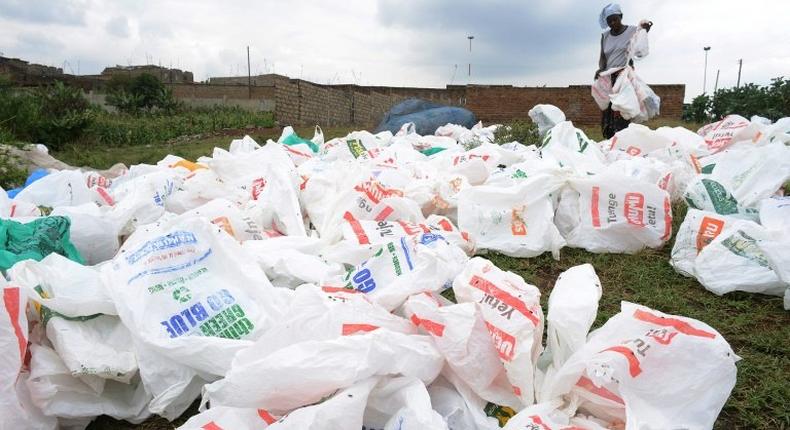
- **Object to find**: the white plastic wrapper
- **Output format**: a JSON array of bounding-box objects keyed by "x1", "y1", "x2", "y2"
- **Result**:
[
  {"x1": 1, "y1": 284, "x2": 57, "y2": 430},
  {"x1": 102, "y1": 217, "x2": 290, "y2": 415},
  {"x1": 670, "y1": 209, "x2": 736, "y2": 278},
  {"x1": 203, "y1": 329, "x2": 444, "y2": 413},
  {"x1": 402, "y1": 292, "x2": 521, "y2": 408},
  {"x1": 695, "y1": 220, "x2": 786, "y2": 297},
  {"x1": 542, "y1": 302, "x2": 738, "y2": 430},
  {"x1": 697, "y1": 114, "x2": 762, "y2": 153},
  {"x1": 453, "y1": 257, "x2": 544, "y2": 406},
  {"x1": 458, "y1": 174, "x2": 566, "y2": 259},
  {"x1": 556, "y1": 172, "x2": 672, "y2": 253},
  {"x1": 540, "y1": 264, "x2": 602, "y2": 398},
  {"x1": 341, "y1": 231, "x2": 468, "y2": 311}
]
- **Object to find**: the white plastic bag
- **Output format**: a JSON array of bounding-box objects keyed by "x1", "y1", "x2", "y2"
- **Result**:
[
  {"x1": 203, "y1": 329, "x2": 444, "y2": 412},
  {"x1": 695, "y1": 220, "x2": 786, "y2": 297},
  {"x1": 528, "y1": 104, "x2": 566, "y2": 136},
  {"x1": 102, "y1": 217, "x2": 290, "y2": 415},
  {"x1": 670, "y1": 209, "x2": 736, "y2": 277},
  {"x1": 341, "y1": 231, "x2": 468, "y2": 311},
  {"x1": 697, "y1": 114, "x2": 763, "y2": 153},
  {"x1": 51, "y1": 203, "x2": 120, "y2": 265},
  {"x1": 13, "y1": 170, "x2": 95, "y2": 209},
  {"x1": 402, "y1": 292, "x2": 521, "y2": 408},
  {"x1": 541, "y1": 121, "x2": 607, "y2": 175},
  {"x1": 457, "y1": 174, "x2": 566, "y2": 259},
  {"x1": 542, "y1": 302, "x2": 738, "y2": 429},
  {"x1": 541, "y1": 265, "x2": 602, "y2": 385},
  {"x1": 26, "y1": 343, "x2": 151, "y2": 423},
  {"x1": 0, "y1": 285, "x2": 57, "y2": 430},
  {"x1": 556, "y1": 172, "x2": 672, "y2": 253},
  {"x1": 453, "y1": 257, "x2": 544, "y2": 406}
]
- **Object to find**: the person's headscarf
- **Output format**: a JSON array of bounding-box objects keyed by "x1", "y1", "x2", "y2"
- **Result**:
[{"x1": 599, "y1": 3, "x2": 622, "y2": 29}]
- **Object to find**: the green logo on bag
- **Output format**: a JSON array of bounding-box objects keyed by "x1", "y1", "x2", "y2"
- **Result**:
[
  {"x1": 721, "y1": 230, "x2": 770, "y2": 268},
  {"x1": 172, "y1": 286, "x2": 192, "y2": 303},
  {"x1": 346, "y1": 138, "x2": 365, "y2": 158},
  {"x1": 701, "y1": 179, "x2": 739, "y2": 215}
]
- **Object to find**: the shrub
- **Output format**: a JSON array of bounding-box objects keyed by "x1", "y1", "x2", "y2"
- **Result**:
[
  {"x1": 106, "y1": 73, "x2": 181, "y2": 114},
  {"x1": 33, "y1": 81, "x2": 95, "y2": 149},
  {"x1": 709, "y1": 77, "x2": 789, "y2": 121},
  {"x1": 493, "y1": 120, "x2": 541, "y2": 146},
  {"x1": 683, "y1": 94, "x2": 711, "y2": 123},
  {"x1": 0, "y1": 81, "x2": 93, "y2": 150}
]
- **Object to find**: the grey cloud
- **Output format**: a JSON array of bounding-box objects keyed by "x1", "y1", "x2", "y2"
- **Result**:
[
  {"x1": 15, "y1": 32, "x2": 65, "y2": 58},
  {"x1": 139, "y1": 20, "x2": 173, "y2": 39},
  {"x1": 376, "y1": 0, "x2": 607, "y2": 81},
  {"x1": 106, "y1": 16, "x2": 131, "y2": 38},
  {"x1": 0, "y1": 0, "x2": 86, "y2": 25}
]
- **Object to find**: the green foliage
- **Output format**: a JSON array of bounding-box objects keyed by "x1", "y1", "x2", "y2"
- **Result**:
[
  {"x1": 709, "y1": 77, "x2": 790, "y2": 121},
  {"x1": 106, "y1": 73, "x2": 181, "y2": 114},
  {"x1": 33, "y1": 82, "x2": 95, "y2": 149},
  {"x1": 493, "y1": 120, "x2": 541, "y2": 146},
  {"x1": 87, "y1": 107, "x2": 275, "y2": 147},
  {"x1": 0, "y1": 147, "x2": 29, "y2": 190},
  {"x1": 0, "y1": 81, "x2": 94, "y2": 150},
  {"x1": 683, "y1": 94, "x2": 711, "y2": 123}
]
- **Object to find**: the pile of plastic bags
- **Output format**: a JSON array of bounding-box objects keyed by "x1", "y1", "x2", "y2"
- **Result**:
[{"x1": 1, "y1": 110, "x2": 788, "y2": 429}]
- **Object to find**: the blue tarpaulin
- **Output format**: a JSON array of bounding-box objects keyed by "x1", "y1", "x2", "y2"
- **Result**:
[{"x1": 375, "y1": 98, "x2": 477, "y2": 136}]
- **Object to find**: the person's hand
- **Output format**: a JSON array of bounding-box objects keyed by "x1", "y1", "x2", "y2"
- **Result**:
[
  {"x1": 595, "y1": 69, "x2": 604, "y2": 80},
  {"x1": 641, "y1": 21, "x2": 653, "y2": 31}
]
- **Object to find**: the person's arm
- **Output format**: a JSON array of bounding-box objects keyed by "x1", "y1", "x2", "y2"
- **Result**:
[{"x1": 596, "y1": 34, "x2": 606, "y2": 79}]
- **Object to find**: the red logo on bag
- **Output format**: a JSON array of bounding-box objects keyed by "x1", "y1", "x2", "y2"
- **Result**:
[
  {"x1": 484, "y1": 321, "x2": 516, "y2": 361},
  {"x1": 341, "y1": 323, "x2": 379, "y2": 335},
  {"x1": 696, "y1": 216, "x2": 725, "y2": 252},
  {"x1": 212, "y1": 216, "x2": 236, "y2": 238},
  {"x1": 354, "y1": 180, "x2": 402, "y2": 204},
  {"x1": 511, "y1": 208, "x2": 527, "y2": 236},
  {"x1": 623, "y1": 192, "x2": 645, "y2": 226},
  {"x1": 251, "y1": 178, "x2": 267, "y2": 200},
  {"x1": 626, "y1": 146, "x2": 641, "y2": 156}
]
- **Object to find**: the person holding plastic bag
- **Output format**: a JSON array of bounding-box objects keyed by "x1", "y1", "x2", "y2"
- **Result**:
[{"x1": 594, "y1": 3, "x2": 653, "y2": 138}]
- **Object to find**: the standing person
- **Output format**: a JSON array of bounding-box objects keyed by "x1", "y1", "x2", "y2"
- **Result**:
[{"x1": 595, "y1": 3, "x2": 653, "y2": 139}]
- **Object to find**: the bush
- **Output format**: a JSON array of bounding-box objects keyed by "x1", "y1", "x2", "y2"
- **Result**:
[
  {"x1": 33, "y1": 81, "x2": 95, "y2": 149},
  {"x1": 106, "y1": 73, "x2": 181, "y2": 114},
  {"x1": 683, "y1": 94, "x2": 711, "y2": 123},
  {"x1": 709, "y1": 77, "x2": 789, "y2": 121},
  {"x1": 493, "y1": 120, "x2": 540, "y2": 146},
  {"x1": 0, "y1": 81, "x2": 94, "y2": 150}
]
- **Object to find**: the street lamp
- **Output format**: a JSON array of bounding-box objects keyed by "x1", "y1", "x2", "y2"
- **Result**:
[
  {"x1": 467, "y1": 36, "x2": 474, "y2": 78},
  {"x1": 703, "y1": 46, "x2": 711, "y2": 94}
]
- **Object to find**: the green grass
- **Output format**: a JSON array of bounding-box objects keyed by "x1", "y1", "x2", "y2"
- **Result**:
[
  {"x1": 23, "y1": 117, "x2": 790, "y2": 429},
  {"x1": 52, "y1": 126, "x2": 352, "y2": 170}
]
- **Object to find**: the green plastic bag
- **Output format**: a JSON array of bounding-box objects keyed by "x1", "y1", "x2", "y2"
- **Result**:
[
  {"x1": 281, "y1": 133, "x2": 320, "y2": 154},
  {"x1": 0, "y1": 216, "x2": 84, "y2": 271},
  {"x1": 419, "y1": 147, "x2": 448, "y2": 156}
]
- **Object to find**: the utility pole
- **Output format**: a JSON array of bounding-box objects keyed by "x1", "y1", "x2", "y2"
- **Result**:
[
  {"x1": 247, "y1": 46, "x2": 252, "y2": 99},
  {"x1": 736, "y1": 59, "x2": 742, "y2": 88},
  {"x1": 713, "y1": 69, "x2": 720, "y2": 94},
  {"x1": 467, "y1": 36, "x2": 474, "y2": 79},
  {"x1": 703, "y1": 46, "x2": 710, "y2": 94}
]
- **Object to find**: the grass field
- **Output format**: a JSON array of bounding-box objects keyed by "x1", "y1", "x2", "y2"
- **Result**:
[{"x1": 40, "y1": 119, "x2": 790, "y2": 429}]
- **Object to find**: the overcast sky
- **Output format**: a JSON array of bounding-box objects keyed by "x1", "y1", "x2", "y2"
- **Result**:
[{"x1": 1, "y1": 0, "x2": 788, "y2": 101}]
